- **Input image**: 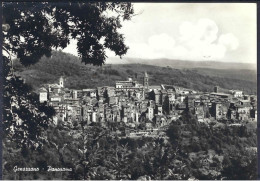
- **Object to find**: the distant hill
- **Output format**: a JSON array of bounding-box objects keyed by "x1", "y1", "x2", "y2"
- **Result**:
[
  {"x1": 190, "y1": 68, "x2": 257, "y2": 82},
  {"x1": 107, "y1": 57, "x2": 256, "y2": 70},
  {"x1": 13, "y1": 51, "x2": 257, "y2": 94}
]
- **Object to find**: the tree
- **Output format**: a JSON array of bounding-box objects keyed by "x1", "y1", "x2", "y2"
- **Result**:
[
  {"x1": 3, "y1": 56, "x2": 56, "y2": 148},
  {"x1": 166, "y1": 123, "x2": 181, "y2": 145},
  {"x1": 2, "y1": 2, "x2": 134, "y2": 148},
  {"x1": 3, "y1": 2, "x2": 134, "y2": 66},
  {"x1": 221, "y1": 150, "x2": 257, "y2": 179}
]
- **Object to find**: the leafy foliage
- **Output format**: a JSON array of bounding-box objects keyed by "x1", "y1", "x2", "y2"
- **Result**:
[
  {"x1": 3, "y1": 112, "x2": 257, "y2": 179},
  {"x1": 3, "y1": 2, "x2": 134, "y2": 66},
  {"x1": 3, "y1": 56, "x2": 55, "y2": 148}
]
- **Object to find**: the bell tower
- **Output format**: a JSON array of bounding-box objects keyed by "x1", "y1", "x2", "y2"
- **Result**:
[
  {"x1": 143, "y1": 71, "x2": 149, "y2": 89},
  {"x1": 59, "y1": 76, "x2": 64, "y2": 88}
]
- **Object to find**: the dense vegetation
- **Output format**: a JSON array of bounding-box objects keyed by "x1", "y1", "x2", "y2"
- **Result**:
[
  {"x1": 3, "y1": 110, "x2": 257, "y2": 180},
  {"x1": 191, "y1": 67, "x2": 257, "y2": 82},
  {"x1": 14, "y1": 51, "x2": 257, "y2": 94},
  {"x1": 3, "y1": 1, "x2": 134, "y2": 149}
]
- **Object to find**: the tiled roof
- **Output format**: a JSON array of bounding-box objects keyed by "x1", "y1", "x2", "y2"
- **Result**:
[{"x1": 39, "y1": 87, "x2": 47, "y2": 92}]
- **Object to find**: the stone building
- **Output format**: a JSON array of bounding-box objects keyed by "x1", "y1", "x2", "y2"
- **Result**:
[
  {"x1": 143, "y1": 72, "x2": 149, "y2": 89},
  {"x1": 39, "y1": 87, "x2": 48, "y2": 103}
]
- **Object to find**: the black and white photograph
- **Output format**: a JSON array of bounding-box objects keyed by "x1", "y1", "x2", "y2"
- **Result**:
[{"x1": 2, "y1": 2, "x2": 257, "y2": 180}]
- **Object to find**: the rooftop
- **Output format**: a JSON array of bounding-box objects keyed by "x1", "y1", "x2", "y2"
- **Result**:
[
  {"x1": 210, "y1": 92, "x2": 230, "y2": 96},
  {"x1": 39, "y1": 87, "x2": 47, "y2": 92}
]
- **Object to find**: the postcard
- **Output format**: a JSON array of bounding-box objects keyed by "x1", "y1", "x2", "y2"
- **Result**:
[{"x1": 1, "y1": 2, "x2": 257, "y2": 180}]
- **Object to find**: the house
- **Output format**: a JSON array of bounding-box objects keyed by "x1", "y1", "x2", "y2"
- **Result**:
[
  {"x1": 235, "y1": 104, "x2": 251, "y2": 121},
  {"x1": 229, "y1": 90, "x2": 243, "y2": 98},
  {"x1": 147, "y1": 107, "x2": 154, "y2": 120},
  {"x1": 211, "y1": 102, "x2": 228, "y2": 120},
  {"x1": 155, "y1": 105, "x2": 163, "y2": 115},
  {"x1": 250, "y1": 109, "x2": 257, "y2": 121},
  {"x1": 194, "y1": 106, "x2": 205, "y2": 120},
  {"x1": 116, "y1": 78, "x2": 139, "y2": 90},
  {"x1": 148, "y1": 85, "x2": 162, "y2": 91},
  {"x1": 49, "y1": 94, "x2": 62, "y2": 102},
  {"x1": 210, "y1": 92, "x2": 230, "y2": 99},
  {"x1": 82, "y1": 89, "x2": 97, "y2": 98},
  {"x1": 150, "y1": 89, "x2": 161, "y2": 104},
  {"x1": 39, "y1": 87, "x2": 48, "y2": 103}
]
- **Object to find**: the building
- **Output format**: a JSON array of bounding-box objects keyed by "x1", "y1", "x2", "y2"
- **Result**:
[
  {"x1": 39, "y1": 70, "x2": 257, "y2": 131},
  {"x1": 229, "y1": 90, "x2": 243, "y2": 98},
  {"x1": 214, "y1": 86, "x2": 219, "y2": 93},
  {"x1": 59, "y1": 76, "x2": 64, "y2": 88},
  {"x1": 143, "y1": 72, "x2": 149, "y2": 89},
  {"x1": 39, "y1": 87, "x2": 48, "y2": 103},
  {"x1": 210, "y1": 92, "x2": 230, "y2": 99},
  {"x1": 115, "y1": 78, "x2": 139, "y2": 90},
  {"x1": 147, "y1": 106, "x2": 154, "y2": 120},
  {"x1": 212, "y1": 102, "x2": 228, "y2": 120}
]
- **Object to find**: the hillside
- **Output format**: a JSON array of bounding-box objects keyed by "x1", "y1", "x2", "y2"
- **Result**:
[
  {"x1": 191, "y1": 68, "x2": 257, "y2": 82},
  {"x1": 107, "y1": 57, "x2": 256, "y2": 70},
  {"x1": 14, "y1": 51, "x2": 257, "y2": 94}
]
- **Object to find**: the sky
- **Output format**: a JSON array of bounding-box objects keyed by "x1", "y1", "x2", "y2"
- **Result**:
[{"x1": 63, "y1": 3, "x2": 257, "y2": 65}]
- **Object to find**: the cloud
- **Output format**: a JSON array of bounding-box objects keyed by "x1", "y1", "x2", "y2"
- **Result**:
[
  {"x1": 177, "y1": 18, "x2": 235, "y2": 60},
  {"x1": 148, "y1": 33, "x2": 175, "y2": 51},
  {"x1": 218, "y1": 33, "x2": 239, "y2": 51},
  {"x1": 182, "y1": 19, "x2": 239, "y2": 60},
  {"x1": 64, "y1": 17, "x2": 240, "y2": 62},
  {"x1": 129, "y1": 42, "x2": 164, "y2": 59},
  {"x1": 62, "y1": 3, "x2": 255, "y2": 64},
  {"x1": 123, "y1": 18, "x2": 239, "y2": 61},
  {"x1": 171, "y1": 45, "x2": 189, "y2": 59},
  {"x1": 124, "y1": 33, "x2": 176, "y2": 59},
  {"x1": 179, "y1": 18, "x2": 218, "y2": 45},
  {"x1": 201, "y1": 44, "x2": 227, "y2": 60}
]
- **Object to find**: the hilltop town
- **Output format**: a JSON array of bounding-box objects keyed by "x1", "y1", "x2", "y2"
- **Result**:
[{"x1": 38, "y1": 72, "x2": 257, "y2": 137}]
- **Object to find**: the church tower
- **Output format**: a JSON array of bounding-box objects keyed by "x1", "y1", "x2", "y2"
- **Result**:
[
  {"x1": 59, "y1": 76, "x2": 64, "y2": 88},
  {"x1": 143, "y1": 71, "x2": 149, "y2": 89}
]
